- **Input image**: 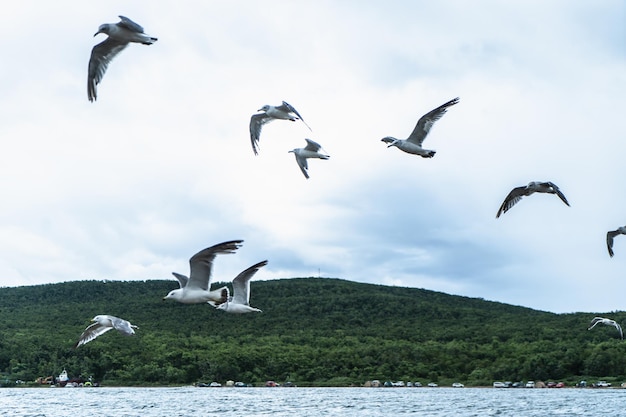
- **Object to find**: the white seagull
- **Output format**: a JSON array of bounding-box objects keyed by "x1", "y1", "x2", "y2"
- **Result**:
[
  {"x1": 249, "y1": 101, "x2": 312, "y2": 155},
  {"x1": 217, "y1": 260, "x2": 267, "y2": 314},
  {"x1": 74, "y1": 315, "x2": 138, "y2": 348},
  {"x1": 88, "y1": 16, "x2": 158, "y2": 102},
  {"x1": 288, "y1": 138, "x2": 330, "y2": 179},
  {"x1": 588, "y1": 316, "x2": 623, "y2": 340},
  {"x1": 163, "y1": 240, "x2": 243, "y2": 305},
  {"x1": 381, "y1": 97, "x2": 459, "y2": 158},
  {"x1": 606, "y1": 226, "x2": 626, "y2": 257},
  {"x1": 496, "y1": 181, "x2": 570, "y2": 218}
]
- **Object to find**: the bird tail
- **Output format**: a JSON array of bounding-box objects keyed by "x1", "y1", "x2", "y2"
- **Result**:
[
  {"x1": 140, "y1": 35, "x2": 158, "y2": 45},
  {"x1": 207, "y1": 286, "x2": 230, "y2": 306}
]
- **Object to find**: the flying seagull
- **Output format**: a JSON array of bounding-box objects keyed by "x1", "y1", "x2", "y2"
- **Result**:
[
  {"x1": 606, "y1": 226, "x2": 626, "y2": 257},
  {"x1": 288, "y1": 138, "x2": 330, "y2": 179},
  {"x1": 496, "y1": 181, "x2": 570, "y2": 218},
  {"x1": 381, "y1": 97, "x2": 459, "y2": 158},
  {"x1": 74, "y1": 315, "x2": 138, "y2": 348},
  {"x1": 588, "y1": 316, "x2": 623, "y2": 340},
  {"x1": 88, "y1": 15, "x2": 158, "y2": 102},
  {"x1": 163, "y1": 240, "x2": 243, "y2": 305},
  {"x1": 217, "y1": 260, "x2": 267, "y2": 314},
  {"x1": 249, "y1": 101, "x2": 311, "y2": 155}
]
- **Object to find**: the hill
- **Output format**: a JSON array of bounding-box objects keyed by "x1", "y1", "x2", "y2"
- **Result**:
[{"x1": 1, "y1": 278, "x2": 625, "y2": 386}]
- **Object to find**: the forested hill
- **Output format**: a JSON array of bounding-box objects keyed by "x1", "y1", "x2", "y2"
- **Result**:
[{"x1": 1, "y1": 278, "x2": 625, "y2": 387}]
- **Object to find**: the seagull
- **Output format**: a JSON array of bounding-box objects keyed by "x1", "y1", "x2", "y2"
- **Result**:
[
  {"x1": 496, "y1": 181, "x2": 570, "y2": 218},
  {"x1": 588, "y1": 316, "x2": 623, "y2": 340},
  {"x1": 217, "y1": 260, "x2": 267, "y2": 314},
  {"x1": 88, "y1": 16, "x2": 158, "y2": 102},
  {"x1": 381, "y1": 97, "x2": 459, "y2": 158},
  {"x1": 606, "y1": 226, "x2": 626, "y2": 257},
  {"x1": 74, "y1": 315, "x2": 138, "y2": 348},
  {"x1": 288, "y1": 138, "x2": 330, "y2": 179},
  {"x1": 249, "y1": 101, "x2": 312, "y2": 155},
  {"x1": 163, "y1": 240, "x2": 243, "y2": 305}
]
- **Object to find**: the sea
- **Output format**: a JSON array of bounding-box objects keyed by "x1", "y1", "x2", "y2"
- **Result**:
[{"x1": 1, "y1": 386, "x2": 624, "y2": 416}]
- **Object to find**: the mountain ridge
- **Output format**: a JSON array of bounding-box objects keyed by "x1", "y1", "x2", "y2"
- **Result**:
[{"x1": 1, "y1": 278, "x2": 624, "y2": 386}]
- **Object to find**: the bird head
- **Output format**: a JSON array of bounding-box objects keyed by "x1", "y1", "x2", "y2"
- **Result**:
[
  {"x1": 163, "y1": 289, "x2": 181, "y2": 301},
  {"x1": 258, "y1": 105, "x2": 270, "y2": 112},
  {"x1": 94, "y1": 24, "x2": 110, "y2": 37}
]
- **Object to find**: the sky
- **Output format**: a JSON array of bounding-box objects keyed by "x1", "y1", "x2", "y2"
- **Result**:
[{"x1": 0, "y1": 1, "x2": 624, "y2": 313}]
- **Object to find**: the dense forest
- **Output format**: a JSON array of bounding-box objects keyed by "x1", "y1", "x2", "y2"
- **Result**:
[{"x1": 1, "y1": 278, "x2": 625, "y2": 387}]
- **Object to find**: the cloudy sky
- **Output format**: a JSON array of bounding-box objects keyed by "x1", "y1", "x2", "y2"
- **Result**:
[{"x1": 0, "y1": 1, "x2": 624, "y2": 313}]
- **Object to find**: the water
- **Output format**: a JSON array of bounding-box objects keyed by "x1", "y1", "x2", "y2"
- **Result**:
[{"x1": 1, "y1": 387, "x2": 624, "y2": 417}]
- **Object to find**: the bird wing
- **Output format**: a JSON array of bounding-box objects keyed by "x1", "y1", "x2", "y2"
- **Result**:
[
  {"x1": 607, "y1": 230, "x2": 619, "y2": 257},
  {"x1": 117, "y1": 16, "x2": 145, "y2": 33},
  {"x1": 496, "y1": 186, "x2": 527, "y2": 218},
  {"x1": 74, "y1": 322, "x2": 113, "y2": 348},
  {"x1": 303, "y1": 138, "x2": 323, "y2": 152},
  {"x1": 280, "y1": 101, "x2": 311, "y2": 131},
  {"x1": 231, "y1": 260, "x2": 268, "y2": 305},
  {"x1": 249, "y1": 113, "x2": 273, "y2": 155},
  {"x1": 616, "y1": 322, "x2": 624, "y2": 339},
  {"x1": 171, "y1": 272, "x2": 189, "y2": 288},
  {"x1": 87, "y1": 38, "x2": 128, "y2": 101},
  {"x1": 407, "y1": 97, "x2": 459, "y2": 145},
  {"x1": 110, "y1": 316, "x2": 137, "y2": 336},
  {"x1": 294, "y1": 153, "x2": 309, "y2": 179},
  {"x1": 588, "y1": 316, "x2": 605, "y2": 330},
  {"x1": 187, "y1": 240, "x2": 244, "y2": 290},
  {"x1": 545, "y1": 182, "x2": 570, "y2": 206}
]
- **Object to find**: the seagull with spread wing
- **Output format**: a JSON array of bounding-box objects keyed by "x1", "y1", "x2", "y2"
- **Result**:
[
  {"x1": 217, "y1": 260, "x2": 267, "y2": 314},
  {"x1": 288, "y1": 138, "x2": 330, "y2": 179},
  {"x1": 87, "y1": 16, "x2": 158, "y2": 102},
  {"x1": 249, "y1": 101, "x2": 311, "y2": 155},
  {"x1": 496, "y1": 181, "x2": 570, "y2": 218},
  {"x1": 606, "y1": 226, "x2": 626, "y2": 257},
  {"x1": 74, "y1": 315, "x2": 138, "y2": 348},
  {"x1": 163, "y1": 240, "x2": 243, "y2": 306},
  {"x1": 588, "y1": 316, "x2": 623, "y2": 340},
  {"x1": 381, "y1": 97, "x2": 459, "y2": 158}
]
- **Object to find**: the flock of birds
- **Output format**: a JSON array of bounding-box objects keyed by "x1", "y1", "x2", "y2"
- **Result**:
[
  {"x1": 74, "y1": 240, "x2": 261, "y2": 347},
  {"x1": 74, "y1": 16, "x2": 624, "y2": 346}
]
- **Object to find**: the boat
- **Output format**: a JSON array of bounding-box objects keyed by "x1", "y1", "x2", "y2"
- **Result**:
[
  {"x1": 58, "y1": 369, "x2": 69, "y2": 383},
  {"x1": 50, "y1": 369, "x2": 98, "y2": 387}
]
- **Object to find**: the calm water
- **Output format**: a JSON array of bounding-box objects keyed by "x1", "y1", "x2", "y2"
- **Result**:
[{"x1": 1, "y1": 386, "x2": 625, "y2": 416}]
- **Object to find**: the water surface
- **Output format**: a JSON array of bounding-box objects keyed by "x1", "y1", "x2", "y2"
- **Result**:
[{"x1": 1, "y1": 386, "x2": 623, "y2": 416}]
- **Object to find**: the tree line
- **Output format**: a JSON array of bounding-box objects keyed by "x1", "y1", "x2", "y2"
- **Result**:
[{"x1": 1, "y1": 278, "x2": 625, "y2": 386}]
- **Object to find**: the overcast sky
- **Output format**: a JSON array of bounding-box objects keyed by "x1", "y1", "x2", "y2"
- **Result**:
[{"x1": 0, "y1": 1, "x2": 624, "y2": 313}]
